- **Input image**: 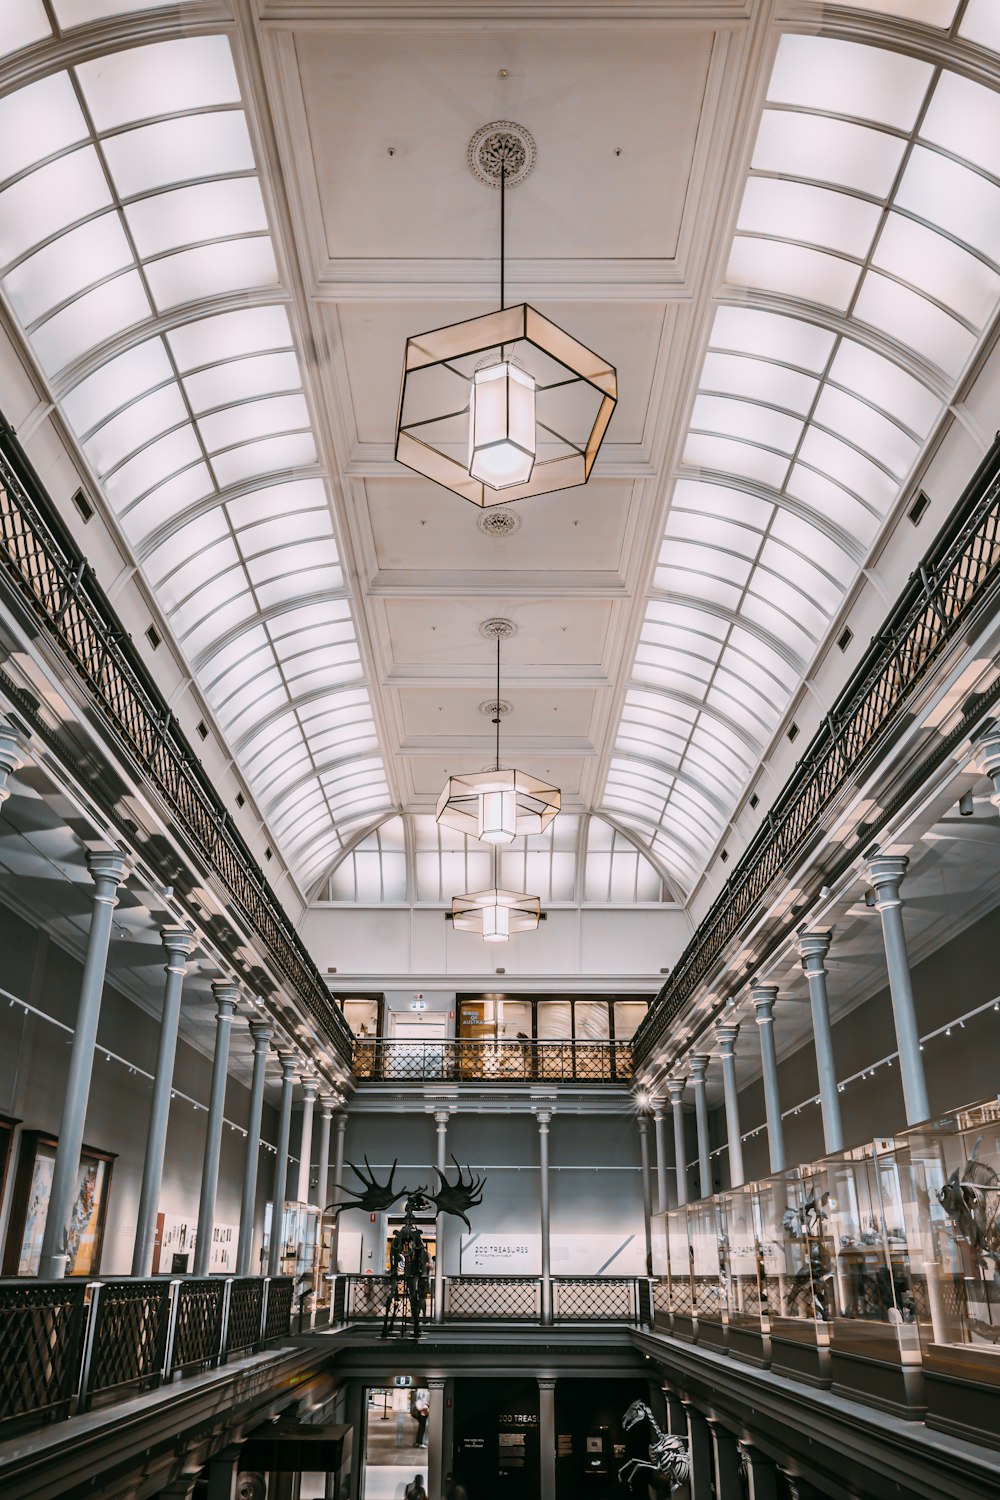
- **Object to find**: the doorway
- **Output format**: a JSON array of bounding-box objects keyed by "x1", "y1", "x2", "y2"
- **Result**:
[{"x1": 361, "y1": 1378, "x2": 430, "y2": 1500}]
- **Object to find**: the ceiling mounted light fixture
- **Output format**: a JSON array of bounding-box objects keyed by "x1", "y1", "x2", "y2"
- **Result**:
[
  {"x1": 395, "y1": 121, "x2": 617, "y2": 508},
  {"x1": 436, "y1": 619, "x2": 560, "y2": 846},
  {"x1": 452, "y1": 853, "x2": 541, "y2": 945}
]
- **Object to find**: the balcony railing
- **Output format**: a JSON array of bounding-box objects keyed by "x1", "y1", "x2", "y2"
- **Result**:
[
  {"x1": 0, "y1": 424, "x2": 353, "y2": 1065},
  {"x1": 0, "y1": 1274, "x2": 293, "y2": 1431},
  {"x1": 353, "y1": 1037, "x2": 633, "y2": 1084},
  {"x1": 331, "y1": 1273, "x2": 647, "y2": 1326},
  {"x1": 635, "y1": 437, "x2": 1000, "y2": 1064}
]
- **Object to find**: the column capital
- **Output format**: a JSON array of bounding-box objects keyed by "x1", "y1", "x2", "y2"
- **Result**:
[
  {"x1": 299, "y1": 1075, "x2": 319, "y2": 1102},
  {"x1": 864, "y1": 853, "x2": 908, "y2": 905},
  {"x1": 86, "y1": 847, "x2": 132, "y2": 889},
  {"x1": 975, "y1": 725, "x2": 1000, "y2": 792},
  {"x1": 334, "y1": 1110, "x2": 348, "y2": 1133},
  {"x1": 278, "y1": 1052, "x2": 299, "y2": 1083},
  {"x1": 536, "y1": 1376, "x2": 557, "y2": 1391},
  {"x1": 427, "y1": 1376, "x2": 447, "y2": 1391},
  {"x1": 797, "y1": 928, "x2": 831, "y2": 972},
  {"x1": 433, "y1": 1107, "x2": 451, "y2": 1127},
  {"x1": 0, "y1": 722, "x2": 27, "y2": 804},
  {"x1": 160, "y1": 923, "x2": 195, "y2": 957},
  {"x1": 535, "y1": 1107, "x2": 552, "y2": 1128},
  {"x1": 750, "y1": 984, "x2": 779, "y2": 1022},
  {"x1": 319, "y1": 1095, "x2": 335, "y2": 1119},
  {"x1": 249, "y1": 1018, "x2": 273, "y2": 1051},
  {"x1": 666, "y1": 1076, "x2": 686, "y2": 1104},
  {"x1": 210, "y1": 979, "x2": 240, "y2": 1016},
  {"x1": 637, "y1": 1112, "x2": 649, "y2": 1134},
  {"x1": 715, "y1": 1023, "x2": 739, "y2": 1055},
  {"x1": 651, "y1": 1100, "x2": 664, "y2": 1120},
  {"x1": 689, "y1": 1052, "x2": 710, "y2": 1082}
]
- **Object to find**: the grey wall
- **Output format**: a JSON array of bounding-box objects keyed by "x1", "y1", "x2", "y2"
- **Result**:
[
  {"x1": 711, "y1": 902, "x2": 1000, "y2": 1186},
  {"x1": 0, "y1": 903, "x2": 277, "y2": 1276}
]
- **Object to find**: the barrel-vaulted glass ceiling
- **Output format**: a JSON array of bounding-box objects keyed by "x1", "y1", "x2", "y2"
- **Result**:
[
  {"x1": 0, "y1": 11, "x2": 392, "y2": 890},
  {"x1": 601, "y1": 6, "x2": 1000, "y2": 896}
]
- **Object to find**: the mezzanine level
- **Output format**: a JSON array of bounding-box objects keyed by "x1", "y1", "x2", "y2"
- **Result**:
[{"x1": 352, "y1": 1037, "x2": 633, "y2": 1086}]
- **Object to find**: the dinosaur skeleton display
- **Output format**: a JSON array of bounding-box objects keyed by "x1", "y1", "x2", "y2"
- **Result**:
[
  {"x1": 617, "y1": 1401, "x2": 690, "y2": 1492},
  {"x1": 328, "y1": 1156, "x2": 486, "y2": 1339}
]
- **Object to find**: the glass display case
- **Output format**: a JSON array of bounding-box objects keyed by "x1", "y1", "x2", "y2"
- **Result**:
[
  {"x1": 689, "y1": 1195, "x2": 728, "y2": 1351},
  {"x1": 665, "y1": 1205, "x2": 695, "y2": 1340},
  {"x1": 897, "y1": 1098, "x2": 1000, "y2": 1440},
  {"x1": 718, "y1": 1180, "x2": 771, "y2": 1368},
  {"x1": 761, "y1": 1163, "x2": 833, "y2": 1388},
  {"x1": 814, "y1": 1141, "x2": 923, "y2": 1415}
]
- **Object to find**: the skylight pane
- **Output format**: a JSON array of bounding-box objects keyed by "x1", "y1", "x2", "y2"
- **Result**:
[
  {"x1": 673, "y1": 477, "x2": 772, "y2": 531},
  {"x1": 145, "y1": 238, "x2": 278, "y2": 312},
  {"x1": 32, "y1": 270, "x2": 151, "y2": 375},
  {"x1": 854, "y1": 271, "x2": 977, "y2": 375},
  {"x1": 682, "y1": 433, "x2": 790, "y2": 488},
  {"x1": 699, "y1": 352, "x2": 818, "y2": 414},
  {"x1": 167, "y1": 304, "x2": 293, "y2": 371},
  {"x1": 126, "y1": 179, "x2": 268, "y2": 259},
  {"x1": 786, "y1": 465, "x2": 881, "y2": 544},
  {"x1": 0, "y1": 75, "x2": 88, "y2": 185},
  {"x1": 709, "y1": 305, "x2": 835, "y2": 372},
  {"x1": 0, "y1": 148, "x2": 111, "y2": 269},
  {"x1": 798, "y1": 426, "x2": 899, "y2": 510},
  {"x1": 5, "y1": 213, "x2": 133, "y2": 326},
  {"x1": 872, "y1": 213, "x2": 1000, "y2": 327},
  {"x1": 752, "y1": 109, "x2": 905, "y2": 198},
  {"x1": 144, "y1": 509, "x2": 228, "y2": 585},
  {"x1": 727, "y1": 237, "x2": 860, "y2": 312},
  {"x1": 227, "y1": 477, "x2": 327, "y2": 529},
  {"x1": 959, "y1": 0, "x2": 1000, "y2": 51},
  {"x1": 766, "y1": 35, "x2": 933, "y2": 129},
  {"x1": 813, "y1": 386, "x2": 919, "y2": 477},
  {"x1": 210, "y1": 433, "x2": 317, "y2": 488},
  {"x1": 85, "y1": 382, "x2": 188, "y2": 474},
  {"x1": 105, "y1": 423, "x2": 201, "y2": 509},
  {"x1": 103, "y1": 111, "x2": 255, "y2": 202},
  {"x1": 828, "y1": 341, "x2": 941, "y2": 436},
  {"x1": 54, "y1": 0, "x2": 197, "y2": 22},
  {"x1": 62, "y1": 338, "x2": 173, "y2": 436},
  {"x1": 76, "y1": 37, "x2": 241, "y2": 133},
  {"x1": 739, "y1": 178, "x2": 881, "y2": 259},
  {"x1": 691, "y1": 394, "x2": 803, "y2": 453},
  {"x1": 198, "y1": 393, "x2": 310, "y2": 453},
  {"x1": 119, "y1": 463, "x2": 214, "y2": 543},
  {"x1": 895, "y1": 147, "x2": 1000, "y2": 262},
  {"x1": 183, "y1": 352, "x2": 302, "y2": 412},
  {"x1": 0, "y1": 1, "x2": 50, "y2": 58},
  {"x1": 920, "y1": 72, "x2": 1000, "y2": 180}
]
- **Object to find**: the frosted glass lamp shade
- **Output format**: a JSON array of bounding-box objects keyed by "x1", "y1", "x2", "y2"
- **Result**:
[
  {"x1": 436, "y1": 767, "x2": 560, "y2": 842},
  {"x1": 452, "y1": 885, "x2": 541, "y2": 942},
  {"x1": 469, "y1": 361, "x2": 536, "y2": 490}
]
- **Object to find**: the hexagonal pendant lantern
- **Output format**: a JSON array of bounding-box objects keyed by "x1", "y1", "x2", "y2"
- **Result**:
[
  {"x1": 452, "y1": 884, "x2": 542, "y2": 943},
  {"x1": 395, "y1": 123, "x2": 617, "y2": 508}
]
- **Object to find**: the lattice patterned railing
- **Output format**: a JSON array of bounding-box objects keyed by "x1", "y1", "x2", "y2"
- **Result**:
[
  {"x1": 635, "y1": 439, "x2": 1000, "y2": 1063},
  {"x1": 0, "y1": 1280, "x2": 87, "y2": 1424},
  {"x1": 225, "y1": 1278, "x2": 265, "y2": 1355},
  {"x1": 0, "y1": 430, "x2": 353, "y2": 1066},
  {"x1": 353, "y1": 1038, "x2": 633, "y2": 1085},
  {"x1": 552, "y1": 1276, "x2": 638, "y2": 1321},
  {"x1": 85, "y1": 1280, "x2": 170, "y2": 1401},
  {"x1": 168, "y1": 1279, "x2": 225, "y2": 1373},
  {"x1": 444, "y1": 1276, "x2": 541, "y2": 1320},
  {"x1": 263, "y1": 1278, "x2": 294, "y2": 1340}
]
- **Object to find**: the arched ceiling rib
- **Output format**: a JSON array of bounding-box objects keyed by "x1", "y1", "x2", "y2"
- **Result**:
[
  {"x1": 0, "y1": 16, "x2": 393, "y2": 892},
  {"x1": 601, "y1": 13, "x2": 1000, "y2": 896}
]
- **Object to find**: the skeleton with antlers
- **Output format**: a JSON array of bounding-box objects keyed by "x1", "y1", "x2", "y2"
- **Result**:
[{"x1": 328, "y1": 1156, "x2": 486, "y2": 1339}]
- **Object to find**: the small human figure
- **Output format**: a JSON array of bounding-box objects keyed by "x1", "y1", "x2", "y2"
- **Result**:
[
  {"x1": 404, "y1": 1476, "x2": 426, "y2": 1500},
  {"x1": 445, "y1": 1474, "x2": 468, "y2": 1500},
  {"x1": 414, "y1": 1393, "x2": 429, "y2": 1447}
]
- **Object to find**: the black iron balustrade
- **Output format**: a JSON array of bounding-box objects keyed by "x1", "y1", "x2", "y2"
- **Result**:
[
  {"x1": 0, "y1": 1274, "x2": 293, "y2": 1431},
  {"x1": 635, "y1": 438, "x2": 1000, "y2": 1064},
  {"x1": 353, "y1": 1037, "x2": 633, "y2": 1085},
  {"x1": 552, "y1": 1276, "x2": 638, "y2": 1321},
  {"x1": 0, "y1": 425, "x2": 353, "y2": 1066},
  {"x1": 443, "y1": 1276, "x2": 540, "y2": 1320},
  {"x1": 331, "y1": 1273, "x2": 647, "y2": 1326}
]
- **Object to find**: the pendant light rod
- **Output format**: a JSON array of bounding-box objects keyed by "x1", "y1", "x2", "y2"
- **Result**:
[
  {"x1": 499, "y1": 154, "x2": 506, "y2": 311},
  {"x1": 494, "y1": 632, "x2": 502, "y2": 770}
]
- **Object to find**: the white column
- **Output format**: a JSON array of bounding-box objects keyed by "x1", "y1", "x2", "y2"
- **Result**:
[
  {"x1": 667, "y1": 1077, "x2": 688, "y2": 1207},
  {"x1": 797, "y1": 930, "x2": 844, "y2": 1153},
  {"x1": 194, "y1": 980, "x2": 240, "y2": 1276},
  {"x1": 433, "y1": 1107, "x2": 449, "y2": 1322},
  {"x1": 237, "y1": 1019, "x2": 272, "y2": 1275},
  {"x1": 637, "y1": 1112, "x2": 653, "y2": 1274},
  {"x1": 427, "y1": 1375, "x2": 447, "y2": 1499},
  {"x1": 652, "y1": 1099, "x2": 669, "y2": 1213},
  {"x1": 538, "y1": 1377, "x2": 557, "y2": 1500},
  {"x1": 537, "y1": 1108, "x2": 553, "y2": 1324},
  {"x1": 689, "y1": 1054, "x2": 712, "y2": 1199},
  {"x1": 267, "y1": 1054, "x2": 297, "y2": 1275},
  {"x1": 716, "y1": 1023, "x2": 744, "y2": 1188},
  {"x1": 296, "y1": 1077, "x2": 318, "y2": 1204},
  {"x1": 0, "y1": 722, "x2": 26, "y2": 806},
  {"x1": 316, "y1": 1097, "x2": 333, "y2": 1213},
  {"x1": 132, "y1": 925, "x2": 195, "y2": 1275},
  {"x1": 751, "y1": 984, "x2": 785, "y2": 1173},
  {"x1": 865, "y1": 856, "x2": 929, "y2": 1125},
  {"x1": 39, "y1": 849, "x2": 131, "y2": 1278},
  {"x1": 329, "y1": 1111, "x2": 347, "y2": 1271}
]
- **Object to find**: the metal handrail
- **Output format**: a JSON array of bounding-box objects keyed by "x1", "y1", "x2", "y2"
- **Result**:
[
  {"x1": 0, "y1": 423, "x2": 353, "y2": 1064},
  {"x1": 634, "y1": 437, "x2": 1000, "y2": 1064},
  {"x1": 352, "y1": 1036, "x2": 633, "y2": 1084}
]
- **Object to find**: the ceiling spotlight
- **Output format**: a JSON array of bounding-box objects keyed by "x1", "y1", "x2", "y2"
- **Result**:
[{"x1": 395, "y1": 121, "x2": 617, "y2": 507}]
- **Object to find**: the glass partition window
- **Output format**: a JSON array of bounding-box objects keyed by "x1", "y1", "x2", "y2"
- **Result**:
[
  {"x1": 601, "y1": 29, "x2": 1000, "y2": 897},
  {"x1": 328, "y1": 818, "x2": 406, "y2": 903},
  {"x1": 342, "y1": 999, "x2": 380, "y2": 1038},
  {"x1": 584, "y1": 818, "x2": 665, "y2": 902},
  {"x1": 722, "y1": 1183, "x2": 768, "y2": 1332}
]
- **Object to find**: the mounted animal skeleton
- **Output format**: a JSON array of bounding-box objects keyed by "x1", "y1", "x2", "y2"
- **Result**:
[
  {"x1": 617, "y1": 1401, "x2": 690, "y2": 1493},
  {"x1": 328, "y1": 1155, "x2": 485, "y2": 1339}
]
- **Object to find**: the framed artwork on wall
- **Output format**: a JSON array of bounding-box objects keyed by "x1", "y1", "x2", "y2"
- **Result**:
[
  {"x1": 2, "y1": 1130, "x2": 116, "y2": 1277},
  {"x1": 0, "y1": 1114, "x2": 21, "y2": 1214}
]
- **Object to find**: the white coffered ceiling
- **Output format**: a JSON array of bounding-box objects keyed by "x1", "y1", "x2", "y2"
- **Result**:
[{"x1": 2, "y1": 0, "x2": 1000, "y2": 912}]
